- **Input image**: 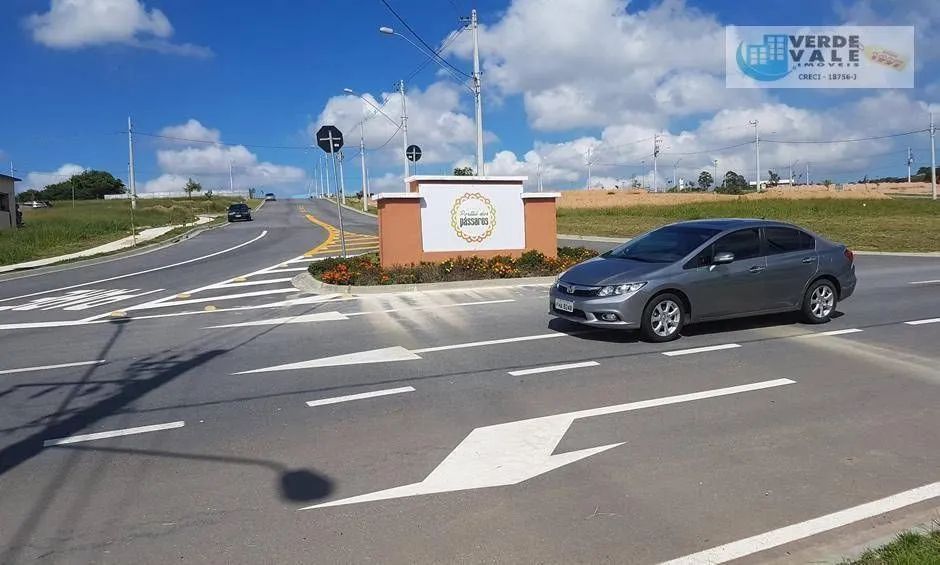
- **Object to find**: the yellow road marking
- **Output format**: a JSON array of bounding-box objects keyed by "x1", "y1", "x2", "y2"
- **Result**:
[
  {"x1": 300, "y1": 208, "x2": 377, "y2": 257},
  {"x1": 176, "y1": 293, "x2": 191, "y2": 299},
  {"x1": 204, "y1": 305, "x2": 217, "y2": 312}
]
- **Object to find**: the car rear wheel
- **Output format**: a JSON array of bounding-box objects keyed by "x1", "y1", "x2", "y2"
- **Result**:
[
  {"x1": 802, "y1": 279, "x2": 837, "y2": 324},
  {"x1": 640, "y1": 293, "x2": 684, "y2": 342}
]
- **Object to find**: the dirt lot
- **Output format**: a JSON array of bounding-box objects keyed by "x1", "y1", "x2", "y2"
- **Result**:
[{"x1": 557, "y1": 181, "x2": 935, "y2": 209}]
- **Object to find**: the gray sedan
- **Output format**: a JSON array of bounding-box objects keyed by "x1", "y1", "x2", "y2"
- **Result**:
[{"x1": 550, "y1": 219, "x2": 857, "y2": 342}]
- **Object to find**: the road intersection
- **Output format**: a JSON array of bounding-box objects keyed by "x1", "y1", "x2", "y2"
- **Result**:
[{"x1": 1, "y1": 199, "x2": 939, "y2": 563}]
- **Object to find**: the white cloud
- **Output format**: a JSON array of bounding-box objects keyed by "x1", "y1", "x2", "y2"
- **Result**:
[
  {"x1": 159, "y1": 119, "x2": 221, "y2": 144},
  {"x1": 24, "y1": 0, "x2": 210, "y2": 56},
  {"x1": 311, "y1": 81, "x2": 489, "y2": 167},
  {"x1": 25, "y1": 163, "x2": 86, "y2": 189},
  {"x1": 143, "y1": 121, "x2": 305, "y2": 192},
  {"x1": 445, "y1": 0, "x2": 758, "y2": 131}
]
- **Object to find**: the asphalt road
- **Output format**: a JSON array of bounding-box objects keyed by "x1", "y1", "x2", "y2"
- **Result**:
[{"x1": 1, "y1": 199, "x2": 939, "y2": 564}]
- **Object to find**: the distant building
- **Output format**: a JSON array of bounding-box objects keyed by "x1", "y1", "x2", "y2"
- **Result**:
[{"x1": 0, "y1": 173, "x2": 20, "y2": 231}]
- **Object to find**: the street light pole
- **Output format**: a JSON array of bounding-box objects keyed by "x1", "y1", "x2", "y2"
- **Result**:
[
  {"x1": 652, "y1": 135, "x2": 661, "y2": 192},
  {"x1": 673, "y1": 158, "x2": 682, "y2": 190},
  {"x1": 907, "y1": 147, "x2": 913, "y2": 183},
  {"x1": 228, "y1": 161, "x2": 234, "y2": 193},
  {"x1": 127, "y1": 116, "x2": 137, "y2": 210},
  {"x1": 930, "y1": 112, "x2": 937, "y2": 201},
  {"x1": 749, "y1": 119, "x2": 760, "y2": 190},
  {"x1": 399, "y1": 79, "x2": 409, "y2": 187},
  {"x1": 359, "y1": 120, "x2": 368, "y2": 211},
  {"x1": 470, "y1": 8, "x2": 484, "y2": 176},
  {"x1": 713, "y1": 159, "x2": 719, "y2": 190}
]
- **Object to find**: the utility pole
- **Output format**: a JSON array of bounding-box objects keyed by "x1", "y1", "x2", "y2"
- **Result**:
[
  {"x1": 537, "y1": 160, "x2": 543, "y2": 192},
  {"x1": 398, "y1": 79, "x2": 409, "y2": 188},
  {"x1": 907, "y1": 147, "x2": 914, "y2": 183},
  {"x1": 749, "y1": 119, "x2": 760, "y2": 190},
  {"x1": 228, "y1": 161, "x2": 234, "y2": 193},
  {"x1": 806, "y1": 162, "x2": 810, "y2": 186},
  {"x1": 930, "y1": 112, "x2": 937, "y2": 200},
  {"x1": 470, "y1": 9, "x2": 485, "y2": 176},
  {"x1": 586, "y1": 147, "x2": 593, "y2": 189},
  {"x1": 789, "y1": 160, "x2": 796, "y2": 185},
  {"x1": 713, "y1": 159, "x2": 719, "y2": 190},
  {"x1": 338, "y1": 150, "x2": 347, "y2": 205},
  {"x1": 359, "y1": 120, "x2": 368, "y2": 211},
  {"x1": 652, "y1": 134, "x2": 661, "y2": 192},
  {"x1": 127, "y1": 116, "x2": 137, "y2": 210},
  {"x1": 673, "y1": 159, "x2": 682, "y2": 190}
]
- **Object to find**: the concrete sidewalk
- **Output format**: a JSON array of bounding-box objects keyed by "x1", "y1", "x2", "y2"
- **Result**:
[{"x1": 0, "y1": 215, "x2": 216, "y2": 274}]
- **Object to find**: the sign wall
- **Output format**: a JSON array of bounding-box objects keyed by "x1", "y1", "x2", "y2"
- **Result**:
[{"x1": 419, "y1": 184, "x2": 525, "y2": 252}]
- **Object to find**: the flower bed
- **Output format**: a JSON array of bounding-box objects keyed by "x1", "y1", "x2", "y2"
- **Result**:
[{"x1": 308, "y1": 247, "x2": 598, "y2": 286}]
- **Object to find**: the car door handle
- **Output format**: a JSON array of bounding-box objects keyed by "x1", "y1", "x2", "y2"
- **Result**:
[
  {"x1": 748, "y1": 265, "x2": 765, "y2": 273},
  {"x1": 801, "y1": 256, "x2": 817, "y2": 263}
]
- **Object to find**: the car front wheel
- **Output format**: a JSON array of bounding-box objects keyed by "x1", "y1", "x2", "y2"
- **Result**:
[
  {"x1": 640, "y1": 293, "x2": 684, "y2": 342},
  {"x1": 802, "y1": 279, "x2": 837, "y2": 324}
]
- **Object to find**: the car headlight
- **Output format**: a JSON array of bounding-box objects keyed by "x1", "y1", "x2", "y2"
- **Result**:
[{"x1": 597, "y1": 282, "x2": 647, "y2": 297}]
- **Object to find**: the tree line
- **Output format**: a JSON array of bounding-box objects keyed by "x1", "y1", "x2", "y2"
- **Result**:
[{"x1": 16, "y1": 170, "x2": 126, "y2": 202}]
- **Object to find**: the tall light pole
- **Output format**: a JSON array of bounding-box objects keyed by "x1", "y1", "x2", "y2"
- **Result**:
[
  {"x1": 805, "y1": 162, "x2": 810, "y2": 186},
  {"x1": 789, "y1": 159, "x2": 799, "y2": 185},
  {"x1": 652, "y1": 134, "x2": 661, "y2": 192},
  {"x1": 907, "y1": 147, "x2": 914, "y2": 183},
  {"x1": 713, "y1": 159, "x2": 719, "y2": 189},
  {"x1": 380, "y1": 19, "x2": 484, "y2": 176},
  {"x1": 586, "y1": 147, "x2": 594, "y2": 189},
  {"x1": 749, "y1": 119, "x2": 760, "y2": 189},
  {"x1": 930, "y1": 112, "x2": 937, "y2": 200},
  {"x1": 398, "y1": 80, "x2": 409, "y2": 186},
  {"x1": 673, "y1": 158, "x2": 682, "y2": 190},
  {"x1": 536, "y1": 159, "x2": 543, "y2": 192},
  {"x1": 228, "y1": 160, "x2": 234, "y2": 193},
  {"x1": 127, "y1": 116, "x2": 137, "y2": 210}
]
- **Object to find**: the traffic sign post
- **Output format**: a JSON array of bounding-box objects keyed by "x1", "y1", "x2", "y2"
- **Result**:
[
  {"x1": 406, "y1": 144, "x2": 422, "y2": 176},
  {"x1": 316, "y1": 125, "x2": 347, "y2": 258}
]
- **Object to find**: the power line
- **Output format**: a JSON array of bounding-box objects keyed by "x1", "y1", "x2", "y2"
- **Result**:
[
  {"x1": 379, "y1": 0, "x2": 471, "y2": 78},
  {"x1": 132, "y1": 131, "x2": 311, "y2": 150},
  {"x1": 763, "y1": 129, "x2": 928, "y2": 144},
  {"x1": 660, "y1": 140, "x2": 755, "y2": 156},
  {"x1": 405, "y1": 27, "x2": 466, "y2": 83}
]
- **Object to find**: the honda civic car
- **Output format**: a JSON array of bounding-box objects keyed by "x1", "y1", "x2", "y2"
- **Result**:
[
  {"x1": 227, "y1": 203, "x2": 253, "y2": 222},
  {"x1": 550, "y1": 219, "x2": 856, "y2": 342}
]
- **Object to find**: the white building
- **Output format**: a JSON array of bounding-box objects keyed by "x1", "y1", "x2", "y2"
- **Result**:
[{"x1": 0, "y1": 173, "x2": 19, "y2": 231}]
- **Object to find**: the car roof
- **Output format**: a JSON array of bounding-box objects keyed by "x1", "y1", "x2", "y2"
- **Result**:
[{"x1": 670, "y1": 218, "x2": 801, "y2": 231}]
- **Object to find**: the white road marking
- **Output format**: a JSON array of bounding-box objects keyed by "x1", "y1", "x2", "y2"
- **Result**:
[
  {"x1": 909, "y1": 279, "x2": 940, "y2": 285},
  {"x1": 207, "y1": 311, "x2": 349, "y2": 328},
  {"x1": 0, "y1": 231, "x2": 268, "y2": 303},
  {"x1": 304, "y1": 378, "x2": 795, "y2": 509},
  {"x1": 210, "y1": 277, "x2": 294, "y2": 288},
  {"x1": 412, "y1": 332, "x2": 569, "y2": 354},
  {"x1": 905, "y1": 318, "x2": 940, "y2": 325},
  {"x1": 0, "y1": 360, "x2": 106, "y2": 375},
  {"x1": 262, "y1": 267, "x2": 309, "y2": 273},
  {"x1": 43, "y1": 421, "x2": 185, "y2": 447},
  {"x1": 346, "y1": 298, "x2": 515, "y2": 317},
  {"x1": 662, "y1": 343, "x2": 741, "y2": 357},
  {"x1": 798, "y1": 328, "x2": 863, "y2": 338},
  {"x1": 234, "y1": 346, "x2": 422, "y2": 374},
  {"x1": 660, "y1": 480, "x2": 940, "y2": 565},
  {"x1": 124, "y1": 288, "x2": 296, "y2": 310},
  {"x1": 306, "y1": 386, "x2": 415, "y2": 407},
  {"x1": 508, "y1": 361, "x2": 599, "y2": 376}
]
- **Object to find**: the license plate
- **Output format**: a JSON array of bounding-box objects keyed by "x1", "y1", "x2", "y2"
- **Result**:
[{"x1": 554, "y1": 298, "x2": 575, "y2": 313}]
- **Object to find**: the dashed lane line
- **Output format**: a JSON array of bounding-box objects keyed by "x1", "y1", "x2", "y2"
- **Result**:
[
  {"x1": 508, "y1": 361, "x2": 599, "y2": 376},
  {"x1": 905, "y1": 317, "x2": 940, "y2": 325},
  {"x1": 43, "y1": 421, "x2": 185, "y2": 447},
  {"x1": 909, "y1": 279, "x2": 940, "y2": 285},
  {"x1": 662, "y1": 343, "x2": 741, "y2": 357},
  {"x1": 796, "y1": 328, "x2": 863, "y2": 338},
  {"x1": 305, "y1": 386, "x2": 415, "y2": 408},
  {"x1": 0, "y1": 360, "x2": 106, "y2": 375}
]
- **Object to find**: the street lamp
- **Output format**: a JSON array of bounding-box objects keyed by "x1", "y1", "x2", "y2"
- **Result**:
[
  {"x1": 673, "y1": 158, "x2": 682, "y2": 190},
  {"x1": 380, "y1": 10, "x2": 485, "y2": 176},
  {"x1": 344, "y1": 87, "x2": 408, "y2": 194}
]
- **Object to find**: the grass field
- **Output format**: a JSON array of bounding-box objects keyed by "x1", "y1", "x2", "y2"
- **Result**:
[
  {"x1": 0, "y1": 197, "x2": 251, "y2": 266},
  {"x1": 557, "y1": 198, "x2": 940, "y2": 252},
  {"x1": 845, "y1": 528, "x2": 940, "y2": 564}
]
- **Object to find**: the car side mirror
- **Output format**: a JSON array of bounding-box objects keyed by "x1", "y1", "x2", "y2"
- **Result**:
[{"x1": 712, "y1": 251, "x2": 735, "y2": 265}]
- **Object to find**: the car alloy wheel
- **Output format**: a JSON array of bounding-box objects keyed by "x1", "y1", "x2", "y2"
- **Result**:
[
  {"x1": 651, "y1": 299, "x2": 681, "y2": 337},
  {"x1": 810, "y1": 284, "x2": 835, "y2": 319}
]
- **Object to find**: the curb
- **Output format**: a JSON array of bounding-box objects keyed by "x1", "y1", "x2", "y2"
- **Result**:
[
  {"x1": 558, "y1": 233, "x2": 627, "y2": 243},
  {"x1": 0, "y1": 218, "x2": 228, "y2": 282},
  {"x1": 854, "y1": 250, "x2": 940, "y2": 257},
  {"x1": 291, "y1": 271, "x2": 555, "y2": 296}
]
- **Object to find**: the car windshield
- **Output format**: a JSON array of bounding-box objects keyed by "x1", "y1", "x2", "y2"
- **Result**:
[{"x1": 602, "y1": 225, "x2": 721, "y2": 263}]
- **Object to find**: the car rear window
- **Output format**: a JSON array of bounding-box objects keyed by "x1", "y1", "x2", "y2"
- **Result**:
[
  {"x1": 603, "y1": 225, "x2": 721, "y2": 263},
  {"x1": 229, "y1": 204, "x2": 249, "y2": 211},
  {"x1": 765, "y1": 227, "x2": 814, "y2": 254}
]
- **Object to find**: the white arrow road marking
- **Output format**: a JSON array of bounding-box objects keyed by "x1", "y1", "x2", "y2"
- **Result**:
[
  {"x1": 234, "y1": 346, "x2": 422, "y2": 374},
  {"x1": 207, "y1": 311, "x2": 349, "y2": 328},
  {"x1": 303, "y1": 378, "x2": 796, "y2": 509}
]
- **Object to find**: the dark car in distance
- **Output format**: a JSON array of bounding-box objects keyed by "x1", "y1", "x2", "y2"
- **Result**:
[
  {"x1": 550, "y1": 219, "x2": 857, "y2": 342},
  {"x1": 227, "y1": 203, "x2": 252, "y2": 222}
]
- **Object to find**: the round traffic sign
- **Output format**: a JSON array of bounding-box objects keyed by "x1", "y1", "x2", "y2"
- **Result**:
[{"x1": 406, "y1": 144, "x2": 422, "y2": 162}]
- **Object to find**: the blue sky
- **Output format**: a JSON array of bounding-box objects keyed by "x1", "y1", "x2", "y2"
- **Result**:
[{"x1": 2, "y1": 0, "x2": 938, "y2": 195}]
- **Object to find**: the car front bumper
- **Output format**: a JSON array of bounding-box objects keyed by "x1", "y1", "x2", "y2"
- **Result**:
[{"x1": 548, "y1": 283, "x2": 648, "y2": 329}]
